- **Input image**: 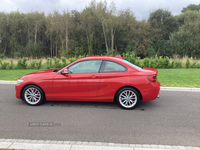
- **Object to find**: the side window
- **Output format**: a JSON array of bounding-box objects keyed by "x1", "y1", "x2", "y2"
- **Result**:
[
  {"x1": 68, "y1": 60, "x2": 102, "y2": 74},
  {"x1": 101, "y1": 61, "x2": 127, "y2": 72}
]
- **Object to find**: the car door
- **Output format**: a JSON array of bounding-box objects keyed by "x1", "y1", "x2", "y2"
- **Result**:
[
  {"x1": 97, "y1": 60, "x2": 129, "y2": 101},
  {"x1": 53, "y1": 59, "x2": 102, "y2": 101}
]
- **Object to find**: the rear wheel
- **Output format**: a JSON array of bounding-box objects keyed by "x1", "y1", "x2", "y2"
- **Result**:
[
  {"x1": 116, "y1": 87, "x2": 140, "y2": 109},
  {"x1": 22, "y1": 85, "x2": 44, "y2": 106}
]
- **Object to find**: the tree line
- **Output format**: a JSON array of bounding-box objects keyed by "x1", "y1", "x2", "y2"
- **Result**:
[{"x1": 0, "y1": 1, "x2": 200, "y2": 58}]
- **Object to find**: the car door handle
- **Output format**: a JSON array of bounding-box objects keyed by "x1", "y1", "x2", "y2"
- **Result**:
[{"x1": 90, "y1": 75, "x2": 98, "y2": 78}]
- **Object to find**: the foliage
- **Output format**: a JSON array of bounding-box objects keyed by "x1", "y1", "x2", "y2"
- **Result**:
[
  {"x1": 21, "y1": 57, "x2": 28, "y2": 69},
  {"x1": 181, "y1": 4, "x2": 200, "y2": 13},
  {"x1": 163, "y1": 57, "x2": 170, "y2": 68},
  {"x1": 30, "y1": 60, "x2": 36, "y2": 69},
  {"x1": 16, "y1": 57, "x2": 28, "y2": 69},
  {"x1": 185, "y1": 58, "x2": 190, "y2": 68},
  {"x1": 170, "y1": 60, "x2": 175, "y2": 68},
  {"x1": 35, "y1": 58, "x2": 42, "y2": 69},
  {"x1": 191, "y1": 60, "x2": 197, "y2": 68},
  {"x1": 1, "y1": 62, "x2": 9, "y2": 69},
  {"x1": 197, "y1": 62, "x2": 200, "y2": 68},
  {"x1": 174, "y1": 60, "x2": 183, "y2": 68},
  {"x1": 9, "y1": 60, "x2": 14, "y2": 69},
  {"x1": 122, "y1": 52, "x2": 136, "y2": 64},
  {"x1": 1, "y1": 53, "x2": 200, "y2": 70},
  {"x1": 168, "y1": 11, "x2": 200, "y2": 58},
  {"x1": 47, "y1": 57, "x2": 52, "y2": 69},
  {"x1": 143, "y1": 58, "x2": 150, "y2": 67},
  {"x1": 69, "y1": 57, "x2": 76, "y2": 63},
  {"x1": 53, "y1": 57, "x2": 61, "y2": 68},
  {"x1": 0, "y1": 3, "x2": 200, "y2": 59},
  {"x1": 61, "y1": 56, "x2": 67, "y2": 67}
]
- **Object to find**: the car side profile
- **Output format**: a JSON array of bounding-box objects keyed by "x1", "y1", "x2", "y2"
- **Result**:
[{"x1": 15, "y1": 56, "x2": 160, "y2": 109}]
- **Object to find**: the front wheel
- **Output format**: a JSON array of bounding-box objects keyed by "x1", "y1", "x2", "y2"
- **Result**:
[
  {"x1": 22, "y1": 85, "x2": 44, "y2": 106},
  {"x1": 116, "y1": 88, "x2": 141, "y2": 109}
]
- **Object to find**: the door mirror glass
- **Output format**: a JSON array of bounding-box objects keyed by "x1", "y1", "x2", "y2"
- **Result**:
[{"x1": 62, "y1": 69, "x2": 68, "y2": 74}]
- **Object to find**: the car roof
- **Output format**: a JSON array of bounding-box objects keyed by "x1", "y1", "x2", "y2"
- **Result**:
[{"x1": 77, "y1": 56, "x2": 123, "y2": 61}]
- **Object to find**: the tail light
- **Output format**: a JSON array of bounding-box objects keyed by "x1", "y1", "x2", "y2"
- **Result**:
[{"x1": 148, "y1": 74, "x2": 157, "y2": 82}]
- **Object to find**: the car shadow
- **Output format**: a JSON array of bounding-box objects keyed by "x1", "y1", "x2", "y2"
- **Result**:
[{"x1": 17, "y1": 98, "x2": 159, "y2": 110}]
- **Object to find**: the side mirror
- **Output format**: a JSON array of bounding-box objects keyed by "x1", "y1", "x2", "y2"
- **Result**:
[{"x1": 61, "y1": 69, "x2": 68, "y2": 74}]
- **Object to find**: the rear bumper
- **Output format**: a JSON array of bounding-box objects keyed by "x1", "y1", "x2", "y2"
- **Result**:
[{"x1": 142, "y1": 81, "x2": 160, "y2": 101}]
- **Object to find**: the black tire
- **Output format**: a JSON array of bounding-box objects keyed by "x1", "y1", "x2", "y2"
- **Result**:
[
  {"x1": 116, "y1": 87, "x2": 141, "y2": 109},
  {"x1": 22, "y1": 85, "x2": 45, "y2": 106}
]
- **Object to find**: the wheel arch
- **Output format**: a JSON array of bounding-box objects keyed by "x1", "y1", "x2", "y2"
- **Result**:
[
  {"x1": 20, "y1": 84, "x2": 46, "y2": 100},
  {"x1": 114, "y1": 86, "x2": 143, "y2": 102}
]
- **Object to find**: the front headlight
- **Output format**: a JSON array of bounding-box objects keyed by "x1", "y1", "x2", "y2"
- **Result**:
[{"x1": 17, "y1": 79, "x2": 24, "y2": 84}]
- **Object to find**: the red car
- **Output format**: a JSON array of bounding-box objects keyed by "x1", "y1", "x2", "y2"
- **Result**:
[{"x1": 15, "y1": 56, "x2": 160, "y2": 109}]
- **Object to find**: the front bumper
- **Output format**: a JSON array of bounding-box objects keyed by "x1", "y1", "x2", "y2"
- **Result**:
[{"x1": 15, "y1": 83, "x2": 24, "y2": 99}]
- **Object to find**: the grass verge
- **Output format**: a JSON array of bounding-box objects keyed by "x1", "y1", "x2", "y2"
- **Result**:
[
  {"x1": 0, "y1": 69, "x2": 200, "y2": 88},
  {"x1": 157, "y1": 69, "x2": 200, "y2": 88},
  {"x1": 0, "y1": 70, "x2": 39, "y2": 81}
]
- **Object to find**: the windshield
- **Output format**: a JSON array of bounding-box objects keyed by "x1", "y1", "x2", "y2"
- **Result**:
[{"x1": 122, "y1": 60, "x2": 142, "y2": 70}]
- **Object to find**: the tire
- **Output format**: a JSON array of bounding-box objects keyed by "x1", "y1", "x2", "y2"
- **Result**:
[
  {"x1": 116, "y1": 87, "x2": 141, "y2": 109},
  {"x1": 22, "y1": 85, "x2": 45, "y2": 106}
]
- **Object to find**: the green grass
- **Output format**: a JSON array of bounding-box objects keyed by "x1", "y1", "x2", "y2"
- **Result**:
[
  {"x1": 0, "y1": 69, "x2": 39, "y2": 80},
  {"x1": 0, "y1": 69, "x2": 200, "y2": 88},
  {"x1": 157, "y1": 69, "x2": 200, "y2": 88}
]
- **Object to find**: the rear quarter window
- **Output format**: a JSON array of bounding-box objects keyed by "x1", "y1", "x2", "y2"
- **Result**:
[{"x1": 100, "y1": 60, "x2": 127, "y2": 72}]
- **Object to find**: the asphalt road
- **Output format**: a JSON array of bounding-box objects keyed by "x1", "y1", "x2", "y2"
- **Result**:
[{"x1": 0, "y1": 84, "x2": 200, "y2": 147}]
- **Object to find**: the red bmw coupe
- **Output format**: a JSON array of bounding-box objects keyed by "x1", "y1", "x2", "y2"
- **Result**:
[{"x1": 15, "y1": 56, "x2": 160, "y2": 109}]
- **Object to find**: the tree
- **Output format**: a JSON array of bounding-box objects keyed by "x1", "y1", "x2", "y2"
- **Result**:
[
  {"x1": 45, "y1": 13, "x2": 54, "y2": 57},
  {"x1": 80, "y1": 6, "x2": 96, "y2": 55},
  {"x1": 0, "y1": 12, "x2": 7, "y2": 57},
  {"x1": 148, "y1": 9, "x2": 178, "y2": 56},
  {"x1": 168, "y1": 11, "x2": 200, "y2": 58},
  {"x1": 181, "y1": 4, "x2": 200, "y2": 13}
]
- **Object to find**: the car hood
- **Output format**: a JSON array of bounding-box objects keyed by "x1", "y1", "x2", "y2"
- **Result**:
[{"x1": 27, "y1": 69, "x2": 57, "y2": 75}]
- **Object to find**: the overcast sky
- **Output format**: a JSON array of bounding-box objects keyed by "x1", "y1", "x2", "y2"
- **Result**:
[{"x1": 0, "y1": 0, "x2": 199, "y2": 20}]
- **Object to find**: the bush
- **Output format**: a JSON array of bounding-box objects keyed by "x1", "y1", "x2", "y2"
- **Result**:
[
  {"x1": 191, "y1": 60, "x2": 197, "y2": 68},
  {"x1": 53, "y1": 56, "x2": 61, "y2": 68},
  {"x1": 3, "y1": 62, "x2": 9, "y2": 69},
  {"x1": 197, "y1": 62, "x2": 200, "y2": 68},
  {"x1": 30, "y1": 60, "x2": 36, "y2": 69},
  {"x1": 154, "y1": 55, "x2": 160, "y2": 68},
  {"x1": 143, "y1": 58, "x2": 150, "y2": 67},
  {"x1": 171, "y1": 60, "x2": 175, "y2": 68},
  {"x1": 1, "y1": 62, "x2": 9, "y2": 69},
  {"x1": 61, "y1": 56, "x2": 67, "y2": 67},
  {"x1": 122, "y1": 52, "x2": 136, "y2": 63},
  {"x1": 35, "y1": 58, "x2": 42, "y2": 69},
  {"x1": 47, "y1": 57, "x2": 52, "y2": 69},
  {"x1": 185, "y1": 58, "x2": 190, "y2": 68},
  {"x1": 163, "y1": 57, "x2": 170, "y2": 68},
  {"x1": 158, "y1": 56, "x2": 163, "y2": 68},
  {"x1": 22, "y1": 57, "x2": 28, "y2": 69},
  {"x1": 17, "y1": 58, "x2": 22, "y2": 69},
  {"x1": 175, "y1": 60, "x2": 183, "y2": 68},
  {"x1": 135, "y1": 57, "x2": 142, "y2": 67},
  {"x1": 9, "y1": 60, "x2": 14, "y2": 69},
  {"x1": 0, "y1": 59, "x2": 2, "y2": 65},
  {"x1": 78, "y1": 55, "x2": 84, "y2": 59},
  {"x1": 150, "y1": 58, "x2": 156, "y2": 68},
  {"x1": 17, "y1": 57, "x2": 28, "y2": 69},
  {"x1": 69, "y1": 57, "x2": 76, "y2": 63}
]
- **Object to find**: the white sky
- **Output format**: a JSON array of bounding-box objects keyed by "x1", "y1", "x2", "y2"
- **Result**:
[{"x1": 0, "y1": 0, "x2": 200, "y2": 20}]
